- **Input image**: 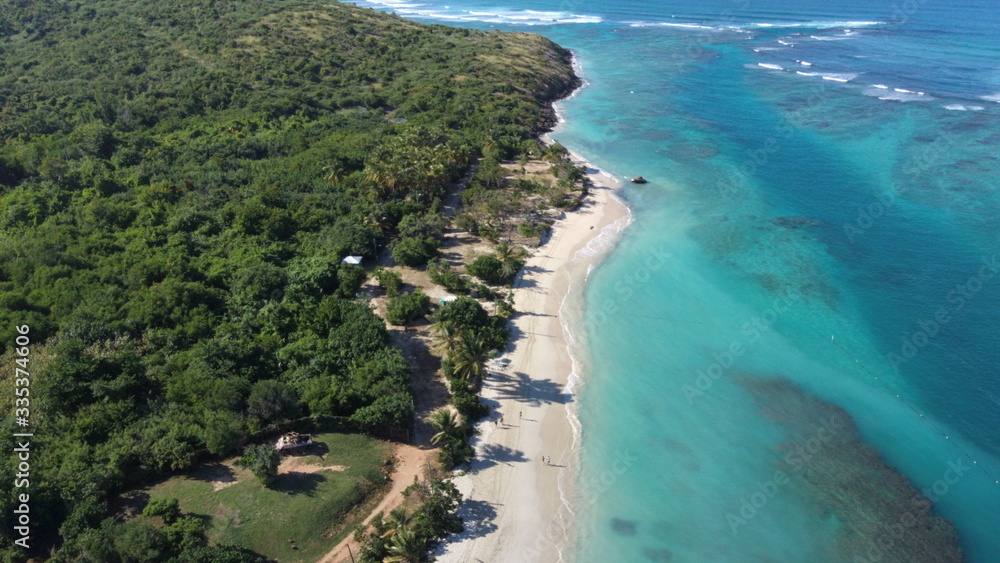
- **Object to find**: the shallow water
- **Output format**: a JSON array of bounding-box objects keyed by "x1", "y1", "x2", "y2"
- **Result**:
[{"x1": 359, "y1": 0, "x2": 1000, "y2": 560}]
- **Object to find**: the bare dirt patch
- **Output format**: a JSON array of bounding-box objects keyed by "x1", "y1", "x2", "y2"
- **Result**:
[
  {"x1": 278, "y1": 455, "x2": 347, "y2": 475},
  {"x1": 318, "y1": 444, "x2": 434, "y2": 563}
]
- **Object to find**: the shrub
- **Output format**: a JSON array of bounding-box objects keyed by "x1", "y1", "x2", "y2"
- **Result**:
[
  {"x1": 431, "y1": 297, "x2": 490, "y2": 333},
  {"x1": 397, "y1": 212, "x2": 447, "y2": 240},
  {"x1": 427, "y1": 259, "x2": 468, "y2": 293},
  {"x1": 466, "y1": 255, "x2": 507, "y2": 285},
  {"x1": 472, "y1": 283, "x2": 499, "y2": 301},
  {"x1": 142, "y1": 498, "x2": 180, "y2": 524},
  {"x1": 337, "y1": 264, "x2": 366, "y2": 298},
  {"x1": 438, "y1": 434, "x2": 474, "y2": 469},
  {"x1": 385, "y1": 290, "x2": 430, "y2": 326},
  {"x1": 517, "y1": 222, "x2": 540, "y2": 240},
  {"x1": 496, "y1": 294, "x2": 515, "y2": 318},
  {"x1": 373, "y1": 267, "x2": 403, "y2": 297},
  {"x1": 176, "y1": 545, "x2": 270, "y2": 563},
  {"x1": 350, "y1": 392, "x2": 414, "y2": 434},
  {"x1": 451, "y1": 383, "x2": 489, "y2": 422},
  {"x1": 163, "y1": 516, "x2": 207, "y2": 552},
  {"x1": 391, "y1": 236, "x2": 439, "y2": 267},
  {"x1": 483, "y1": 315, "x2": 511, "y2": 350},
  {"x1": 236, "y1": 444, "x2": 281, "y2": 487},
  {"x1": 454, "y1": 213, "x2": 479, "y2": 235},
  {"x1": 513, "y1": 178, "x2": 544, "y2": 193}
]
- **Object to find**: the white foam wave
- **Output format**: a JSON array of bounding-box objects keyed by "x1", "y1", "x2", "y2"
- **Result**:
[
  {"x1": 745, "y1": 20, "x2": 883, "y2": 29},
  {"x1": 758, "y1": 63, "x2": 784, "y2": 70},
  {"x1": 362, "y1": 0, "x2": 602, "y2": 25},
  {"x1": 628, "y1": 21, "x2": 754, "y2": 35},
  {"x1": 810, "y1": 34, "x2": 852, "y2": 41},
  {"x1": 864, "y1": 86, "x2": 933, "y2": 102},
  {"x1": 628, "y1": 21, "x2": 717, "y2": 30},
  {"x1": 777, "y1": 39, "x2": 794, "y2": 46},
  {"x1": 943, "y1": 104, "x2": 984, "y2": 111},
  {"x1": 821, "y1": 73, "x2": 859, "y2": 82},
  {"x1": 798, "y1": 60, "x2": 813, "y2": 66},
  {"x1": 981, "y1": 93, "x2": 1000, "y2": 103},
  {"x1": 796, "y1": 71, "x2": 819, "y2": 76}
]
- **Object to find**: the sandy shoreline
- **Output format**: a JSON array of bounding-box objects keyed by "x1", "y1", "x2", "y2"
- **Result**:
[{"x1": 434, "y1": 165, "x2": 630, "y2": 562}]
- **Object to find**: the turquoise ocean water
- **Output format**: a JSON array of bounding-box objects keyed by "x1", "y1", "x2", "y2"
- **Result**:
[{"x1": 360, "y1": 0, "x2": 1000, "y2": 560}]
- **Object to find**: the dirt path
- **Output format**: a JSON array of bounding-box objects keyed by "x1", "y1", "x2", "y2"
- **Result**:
[{"x1": 317, "y1": 444, "x2": 433, "y2": 563}]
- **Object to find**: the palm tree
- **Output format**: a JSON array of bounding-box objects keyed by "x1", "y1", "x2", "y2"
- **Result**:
[
  {"x1": 429, "y1": 409, "x2": 462, "y2": 445},
  {"x1": 384, "y1": 528, "x2": 428, "y2": 563},
  {"x1": 494, "y1": 241, "x2": 527, "y2": 279},
  {"x1": 428, "y1": 319, "x2": 462, "y2": 356},
  {"x1": 379, "y1": 508, "x2": 411, "y2": 540},
  {"x1": 322, "y1": 161, "x2": 345, "y2": 184},
  {"x1": 449, "y1": 331, "x2": 494, "y2": 383}
]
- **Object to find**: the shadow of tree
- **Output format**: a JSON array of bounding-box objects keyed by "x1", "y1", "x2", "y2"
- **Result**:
[
  {"x1": 454, "y1": 499, "x2": 499, "y2": 540},
  {"x1": 282, "y1": 441, "x2": 329, "y2": 458},
  {"x1": 389, "y1": 328, "x2": 449, "y2": 447},
  {"x1": 189, "y1": 462, "x2": 236, "y2": 486},
  {"x1": 470, "y1": 443, "x2": 528, "y2": 473},
  {"x1": 272, "y1": 472, "x2": 325, "y2": 497},
  {"x1": 112, "y1": 490, "x2": 151, "y2": 520},
  {"x1": 189, "y1": 512, "x2": 214, "y2": 529},
  {"x1": 488, "y1": 371, "x2": 571, "y2": 407}
]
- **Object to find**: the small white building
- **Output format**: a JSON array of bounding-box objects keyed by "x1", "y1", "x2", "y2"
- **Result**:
[{"x1": 341, "y1": 256, "x2": 363, "y2": 265}]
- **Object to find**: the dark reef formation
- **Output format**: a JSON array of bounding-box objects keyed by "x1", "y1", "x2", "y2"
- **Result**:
[{"x1": 739, "y1": 377, "x2": 964, "y2": 562}]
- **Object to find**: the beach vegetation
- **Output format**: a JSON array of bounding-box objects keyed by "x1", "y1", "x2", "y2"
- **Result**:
[
  {"x1": 449, "y1": 378, "x2": 491, "y2": 422},
  {"x1": 454, "y1": 212, "x2": 480, "y2": 235},
  {"x1": 429, "y1": 320, "x2": 463, "y2": 356},
  {"x1": 449, "y1": 332, "x2": 495, "y2": 383},
  {"x1": 385, "y1": 290, "x2": 432, "y2": 326},
  {"x1": 337, "y1": 264, "x2": 367, "y2": 298},
  {"x1": 468, "y1": 255, "x2": 509, "y2": 285},
  {"x1": 429, "y1": 409, "x2": 463, "y2": 444},
  {"x1": 431, "y1": 297, "x2": 491, "y2": 333},
  {"x1": 517, "y1": 222, "x2": 542, "y2": 238},
  {"x1": 467, "y1": 244, "x2": 526, "y2": 286},
  {"x1": 374, "y1": 267, "x2": 405, "y2": 297},
  {"x1": 357, "y1": 477, "x2": 463, "y2": 563},
  {"x1": 427, "y1": 258, "x2": 470, "y2": 294},
  {"x1": 392, "y1": 236, "x2": 442, "y2": 267},
  {"x1": 0, "y1": 0, "x2": 578, "y2": 558}
]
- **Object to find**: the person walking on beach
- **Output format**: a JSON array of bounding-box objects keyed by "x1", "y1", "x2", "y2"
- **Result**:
[{"x1": 500, "y1": 416, "x2": 504, "y2": 426}]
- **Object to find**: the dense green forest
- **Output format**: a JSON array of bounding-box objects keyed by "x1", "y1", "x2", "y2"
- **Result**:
[{"x1": 0, "y1": 0, "x2": 576, "y2": 559}]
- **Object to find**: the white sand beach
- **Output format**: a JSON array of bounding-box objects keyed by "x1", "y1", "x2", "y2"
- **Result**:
[{"x1": 434, "y1": 167, "x2": 630, "y2": 562}]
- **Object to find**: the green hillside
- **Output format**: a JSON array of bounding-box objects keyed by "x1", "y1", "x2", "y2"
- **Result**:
[{"x1": 0, "y1": 0, "x2": 576, "y2": 560}]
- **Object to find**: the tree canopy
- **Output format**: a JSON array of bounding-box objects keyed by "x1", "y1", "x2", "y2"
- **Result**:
[{"x1": 0, "y1": 0, "x2": 576, "y2": 560}]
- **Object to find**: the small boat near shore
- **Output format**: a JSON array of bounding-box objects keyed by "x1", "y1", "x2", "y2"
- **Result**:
[{"x1": 631, "y1": 176, "x2": 648, "y2": 184}]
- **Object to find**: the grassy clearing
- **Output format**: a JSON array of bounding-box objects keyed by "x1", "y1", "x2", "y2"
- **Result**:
[{"x1": 146, "y1": 432, "x2": 393, "y2": 562}]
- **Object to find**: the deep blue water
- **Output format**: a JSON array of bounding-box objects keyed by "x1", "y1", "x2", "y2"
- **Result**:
[{"x1": 359, "y1": 0, "x2": 1000, "y2": 560}]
